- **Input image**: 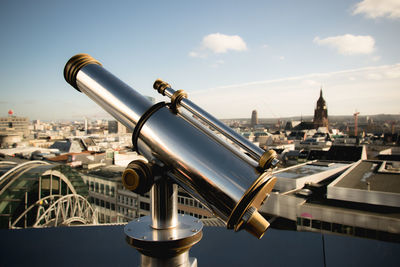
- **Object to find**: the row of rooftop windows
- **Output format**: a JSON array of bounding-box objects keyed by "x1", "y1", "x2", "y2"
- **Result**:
[
  {"x1": 0, "y1": 118, "x2": 28, "y2": 122},
  {"x1": 90, "y1": 197, "x2": 115, "y2": 211},
  {"x1": 118, "y1": 195, "x2": 138, "y2": 207},
  {"x1": 118, "y1": 206, "x2": 136, "y2": 218},
  {"x1": 297, "y1": 217, "x2": 399, "y2": 242},
  {"x1": 177, "y1": 209, "x2": 208, "y2": 219},
  {"x1": 98, "y1": 213, "x2": 111, "y2": 224},
  {"x1": 87, "y1": 181, "x2": 115, "y2": 197},
  {"x1": 177, "y1": 196, "x2": 203, "y2": 209}
]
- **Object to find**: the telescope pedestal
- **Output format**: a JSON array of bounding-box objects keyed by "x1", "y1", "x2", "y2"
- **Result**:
[{"x1": 124, "y1": 179, "x2": 203, "y2": 267}]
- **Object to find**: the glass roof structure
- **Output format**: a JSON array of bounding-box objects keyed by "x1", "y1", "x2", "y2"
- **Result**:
[{"x1": 0, "y1": 161, "x2": 89, "y2": 228}]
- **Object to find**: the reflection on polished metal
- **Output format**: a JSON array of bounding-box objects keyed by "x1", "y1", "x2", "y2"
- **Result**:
[
  {"x1": 151, "y1": 179, "x2": 178, "y2": 229},
  {"x1": 153, "y1": 78, "x2": 266, "y2": 162},
  {"x1": 259, "y1": 150, "x2": 279, "y2": 170},
  {"x1": 125, "y1": 215, "x2": 203, "y2": 267},
  {"x1": 64, "y1": 54, "x2": 276, "y2": 238},
  {"x1": 125, "y1": 177, "x2": 202, "y2": 267},
  {"x1": 170, "y1": 89, "x2": 187, "y2": 111}
]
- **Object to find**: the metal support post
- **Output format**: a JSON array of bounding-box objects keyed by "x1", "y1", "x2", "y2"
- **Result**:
[{"x1": 125, "y1": 176, "x2": 203, "y2": 267}]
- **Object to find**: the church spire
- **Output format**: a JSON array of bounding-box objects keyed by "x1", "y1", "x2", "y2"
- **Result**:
[{"x1": 314, "y1": 86, "x2": 329, "y2": 129}]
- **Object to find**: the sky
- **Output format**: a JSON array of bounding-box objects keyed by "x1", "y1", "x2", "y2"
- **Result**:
[{"x1": 0, "y1": 0, "x2": 399, "y2": 121}]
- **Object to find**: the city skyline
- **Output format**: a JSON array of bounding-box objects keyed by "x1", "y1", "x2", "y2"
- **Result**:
[{"x1": 0, "y1": 0, "x2": 399, "y2": 120}]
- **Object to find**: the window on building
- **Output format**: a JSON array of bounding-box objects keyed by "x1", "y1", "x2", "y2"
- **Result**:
[
  {"x1": 106, "y1": 202, "x2": 110, "y2": 209},
  {"x1": 95, "y1": 182, "x2": 99, "y2": 193},
  {"x1": 106, "y1": 185, "x2": 110, "y2": 195},
  {"x1": 111, "y1": 203, "x2": 115, "y2": 211},
  {"x1": 101, "y1": 200, "x2": 105, "y2": 208},
  {"x1": 312, "y1": 220, "x2": 321, "y2": 230},
  {"x1": 140, "y1": 202, "x2": 150, "y2": 211},
  {"x1": 322, "y1": 221, "x2": 331, "y2": 231},
  {"x1": 111, "y1": 187, "x2": 115, "y2": 197},
  {"x1": 332, "y1": 223, "x2": 342, "y2": 233},
  {"x1": 100, "y1": 184, "x2": 104, "y2": 194}
]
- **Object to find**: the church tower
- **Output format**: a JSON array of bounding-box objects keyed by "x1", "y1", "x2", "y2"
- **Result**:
[{"x1": 313, "y1": 88, "x2": 329, "y2": 129}]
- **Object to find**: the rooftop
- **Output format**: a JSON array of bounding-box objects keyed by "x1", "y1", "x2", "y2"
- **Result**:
[
  {"x1": 273, "y1": 161, "x2": 348, "y2": 180},
  {"x1": 328, "y1": 160, "x2": 400, "y2": 207}
]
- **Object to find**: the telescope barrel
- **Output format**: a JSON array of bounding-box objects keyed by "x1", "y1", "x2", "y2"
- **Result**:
[
  {"x1": 154, "y1": 82, "x2": 265, "y2": 162},
  {"x1": 64, "y1": 54, "x2": 276, "y2": 238}
]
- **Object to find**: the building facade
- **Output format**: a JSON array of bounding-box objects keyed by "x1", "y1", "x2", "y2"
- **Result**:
[
  {"x1": 80, "y1": 165, "x2": 213, "y2": 224},
  {"x1": 0, "y1": 115, "x2": 29, "y2": 148}
]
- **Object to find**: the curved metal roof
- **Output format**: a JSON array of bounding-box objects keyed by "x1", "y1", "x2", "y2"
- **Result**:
[{"x1": 0, "y1": 161, "x2": 88, "y2": 228}]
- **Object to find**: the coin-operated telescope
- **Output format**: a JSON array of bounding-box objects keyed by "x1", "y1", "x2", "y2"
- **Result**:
[{"x1": 64, "y1": 54, "x2": 278, "y2": 267}]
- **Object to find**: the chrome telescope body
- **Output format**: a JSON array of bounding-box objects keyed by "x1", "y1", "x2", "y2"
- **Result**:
[
  {"x1": 153, "y1": 79, "x2": 266, "y2": 162},
  {"x1": 64, "y1": 54, "x2": 276, "y2": 238}
]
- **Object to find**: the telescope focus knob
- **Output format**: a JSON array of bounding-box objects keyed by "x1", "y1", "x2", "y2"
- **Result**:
[{"x1": 122, "y1": 160, "x2": 154, "y2": 194}]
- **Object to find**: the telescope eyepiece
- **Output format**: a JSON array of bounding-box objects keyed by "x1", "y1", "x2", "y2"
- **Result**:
[
  {"x1": 64, "y1": 53, "x2": 102, "y2": 91},
  {"x1": 153, "y1": 79, "x2": 171, "y2": 95}
]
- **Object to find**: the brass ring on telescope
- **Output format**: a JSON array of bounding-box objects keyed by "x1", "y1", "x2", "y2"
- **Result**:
[
  {"x1": 153, "y1": 79, "x2": 171, "y2": 95},
  {"x1": 258, "y1": 149, "x2": 277, "y2": 170},
  {"x1": 226, "y1": 172, "x2": 276, "y2": 237},
  {"x1": 64, "y1": 53, "x2": 102, "y2": 92},
  {"x1": 170, "y1": 89, "x2": 187, "y2": 111}
]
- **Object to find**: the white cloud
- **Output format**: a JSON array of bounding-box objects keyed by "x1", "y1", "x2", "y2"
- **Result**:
[
  {"x1": 210, "y1": 60, "x2": 225, "y2": 68},
  {"x1": 313, "y1": 34, "x2": 375, "y2": 55},
  {"x1": 367, "y1": 73, "x2": 383, "y2": 80},
  {"x1": 188, "y1": 51, "x2": 205, "y2": 58},
  {"x1": 202, "y1": 33, "x2": 247, "y2": 53},
  {"x1": 302, "y1": 80, "x2": 320, "y2": 87},
  {"x1": 190, "y1": 63, "x2": 400, "y2": 118},
  {"x1": 190, "y1": 33, "x2": 247, "y2": 57},
  {"x1": 372, "y1": 56, "x2": 381, "y2": 62},
  {"x1": 353, "y1": 0, "x2": 400, "y2": 19}
]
